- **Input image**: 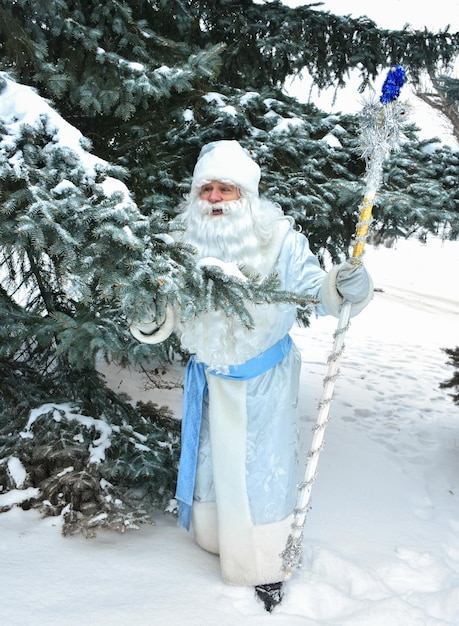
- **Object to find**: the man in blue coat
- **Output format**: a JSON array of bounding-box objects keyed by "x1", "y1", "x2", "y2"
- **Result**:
[{"x1": 131, "y1": 140, "x2": 372, "y2": 611}]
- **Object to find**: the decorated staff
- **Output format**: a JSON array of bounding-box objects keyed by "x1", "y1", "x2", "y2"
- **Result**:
[{"x1": 282, "y1": 65, "x2": 408, "y2": 573}]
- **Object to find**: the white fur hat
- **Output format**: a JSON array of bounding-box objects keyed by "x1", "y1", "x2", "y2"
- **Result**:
[{"x1": 192, "y1": 140, "x2": 261, "y2": 195}]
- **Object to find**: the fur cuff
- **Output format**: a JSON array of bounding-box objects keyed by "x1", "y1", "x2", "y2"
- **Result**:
[
  {"x1": 321, "y1": 264, "x2": 374, "y2": 318},
  {"x1": 130, "y1": 305, "x2": 175, "y2": 344}
]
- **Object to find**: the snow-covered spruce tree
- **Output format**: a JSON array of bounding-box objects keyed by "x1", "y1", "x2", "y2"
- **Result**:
[
  {"x1": 1, "y1": 0, "x2": 458, "y2": 248},
  {"x1": 0, "y1": 74, "x2": 184, "y2": 534},
  {"x1": 0, "y1": 73, "x2": 299, "y2": 533},
  {"x1": 368, "y1": 140, "x2": 459, "y2": 243}
]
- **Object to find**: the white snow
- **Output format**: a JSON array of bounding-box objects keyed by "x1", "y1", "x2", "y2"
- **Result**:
[
  {"x1": 53, "y1": 179, "x2": 77, "y2": 194},
  {"x1": 220, "y1": 105, "x2": 238, "y2": 117},
  {"x1": 270, "y1": 115, "x2": 304, "y2": 134},
  {"x1": 0, "y1": 72, "x2": 134, "y2": 200},
  {"x1": 126, "y1": 61, "x2": 145, "y2": 73},
  {"x1": 21, "y1": 402, "x2": 114, "y2": 465},
  {"x1": 321, "y1": 133, "x2": 342, "y2": 148},
  {"x1": 240, "y1": 91, "x2": 260, "y2": 106},
  {"x1": 1, "y1": 236, "x2": 458, "y2": 625},
  {"x1": 201, "y1": 92, "x2": 239, "y2": 116},
  {"x1": 203, "y1": 91, "x2": 228, "y2": 106},
  {"x1": 6, "y1": 457, "x2": 27, "y2": 489},
  {"x1": 0, "y1": 487, "x2": 40, "y2": 508},
  {"x1": 183, "y1": 108, "x2": 194, "y2": 122},
  {"x1": 197, "y1": 257, "x2": 248, "y2": 281},
  {"x1": 0, "y1": 76, "x2": 95, "y2": 169}
]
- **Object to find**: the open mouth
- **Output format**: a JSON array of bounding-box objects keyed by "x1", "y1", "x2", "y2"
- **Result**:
[{"x1": 211, "y1": 208, "x2": 223, "y2": 216}]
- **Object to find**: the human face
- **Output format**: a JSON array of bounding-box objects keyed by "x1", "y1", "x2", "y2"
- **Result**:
[{"x1": 199, "y1": 180, "x2": 240, "y2": 206}]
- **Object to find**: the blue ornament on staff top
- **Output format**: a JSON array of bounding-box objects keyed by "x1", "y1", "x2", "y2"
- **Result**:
[{"x1": 380, "y1": 65, "x2": 406, "y2": 104}]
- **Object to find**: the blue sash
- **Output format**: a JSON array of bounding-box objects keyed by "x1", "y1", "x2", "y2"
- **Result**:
[{"x1": 176, "y1": 334, "x2": 293, "y2": 530}]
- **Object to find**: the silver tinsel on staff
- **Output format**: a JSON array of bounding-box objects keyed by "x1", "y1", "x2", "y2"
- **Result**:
[{"x1": 282, "y1": 66, "x2": 409, "y2": 573}]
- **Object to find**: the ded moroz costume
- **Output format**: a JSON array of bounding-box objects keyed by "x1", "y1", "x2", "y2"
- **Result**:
[{"x1": 130, "y1": 140, "x2": 373, "y2": 610}]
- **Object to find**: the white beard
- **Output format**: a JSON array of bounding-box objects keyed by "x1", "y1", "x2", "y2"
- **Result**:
[
  {"x1": 179, "y1": 197, "x2": 270, "y2": 275},
  {"x1": 177, "y1": 196, "x2": 286, "y2": 370}
]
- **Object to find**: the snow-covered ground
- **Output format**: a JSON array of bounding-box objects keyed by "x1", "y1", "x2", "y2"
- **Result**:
[{"x1": 1, "y1": 236, "x2": 458, "y2": 625}]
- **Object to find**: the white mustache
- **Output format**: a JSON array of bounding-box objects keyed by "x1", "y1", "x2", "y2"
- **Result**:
[{"x1": 197, "y1": 199, "x2": 241, "y2": 216}]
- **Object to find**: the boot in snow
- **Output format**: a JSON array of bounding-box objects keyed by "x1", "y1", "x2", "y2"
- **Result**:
[{"x1": 254, "y1": 582, "x2": 284, "y2": 612}]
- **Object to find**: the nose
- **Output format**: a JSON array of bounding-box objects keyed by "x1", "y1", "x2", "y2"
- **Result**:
[{"x1": 207, "y1": 188, "x2": 222, "y2": 203}]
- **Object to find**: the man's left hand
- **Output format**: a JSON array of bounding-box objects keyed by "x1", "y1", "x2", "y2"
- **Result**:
[{"x1": 336, "y1": 261, "x2": 372, "y2": 303}]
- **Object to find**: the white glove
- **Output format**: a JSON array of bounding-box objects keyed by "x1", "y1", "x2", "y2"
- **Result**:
[
  {"x1": 320, "y1": 262, "x2": 373, "y2": 318},
  {"x1": 336, "y1": 261, "x2": 372, "y2": 303},
  {"x1": 129, "y1": 304, "x2": 175, "y2": 344}
]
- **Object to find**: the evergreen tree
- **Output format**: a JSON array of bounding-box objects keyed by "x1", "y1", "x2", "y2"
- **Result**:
[
  {"x1": 0, "y1": 74, "x2": 184, "y2": 532},
  {"x1": 0, "y1": 74, "x2": 297, "y2": 531},
  {"x1": 417, "y1": 74, "x2": 459, "y2": 141},
  {"x1": 1, "y1": 0, "x2": 458, "y2": 232},
  {"x1": 1, "y1": 0, "x2": 458, "y2": 532},
  {"x1": 440, "y1": 347, "x2": 459, "y2": 405}
]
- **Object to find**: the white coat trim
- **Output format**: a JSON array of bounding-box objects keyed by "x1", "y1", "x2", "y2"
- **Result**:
[
  {"x1": 192, "y1": 375, "x2": 293, "y2": 585},
  {"x1": 129, "y1": 304, "x2": 175, "y2": 344}
]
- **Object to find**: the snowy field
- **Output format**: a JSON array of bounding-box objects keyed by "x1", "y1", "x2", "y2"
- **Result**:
[{"x1": 1, "y1": 235, "x2": 459, "y2": 625}]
